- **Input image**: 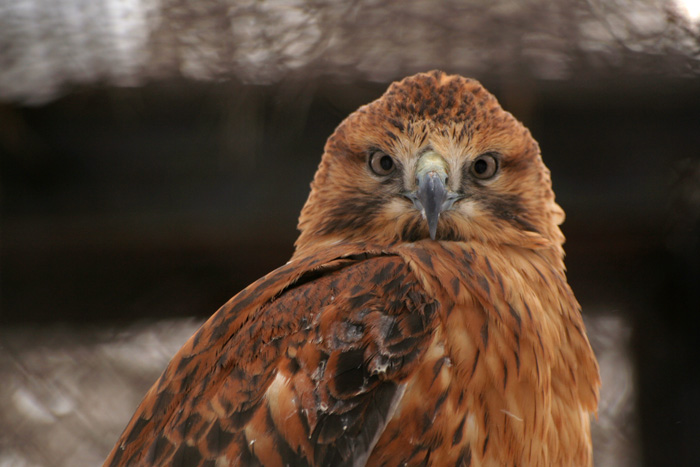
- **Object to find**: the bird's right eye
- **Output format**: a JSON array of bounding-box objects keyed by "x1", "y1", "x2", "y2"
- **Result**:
[{"x1": 369, "y1": 151, "x2": 396, "y2": 176}]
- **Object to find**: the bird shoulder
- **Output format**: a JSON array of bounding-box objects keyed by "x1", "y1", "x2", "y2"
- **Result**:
[{"x1": 105, "y1": 245, "x2": 439, "y2": 467}]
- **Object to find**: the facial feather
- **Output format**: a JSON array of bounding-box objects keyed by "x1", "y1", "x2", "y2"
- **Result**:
[{"x1": 295, "y1": 70, "x2": 564, "y2": 258}]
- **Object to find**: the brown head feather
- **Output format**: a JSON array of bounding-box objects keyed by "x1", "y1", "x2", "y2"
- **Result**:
[{"x1": 295, "y1": 70, "x2": 565, "y2": 260}]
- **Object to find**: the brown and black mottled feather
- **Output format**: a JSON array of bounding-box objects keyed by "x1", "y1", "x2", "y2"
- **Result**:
[
  {"x1": 107, "y1": 246, "x2": 439, "y2": 467},
  {"x1": 106, "y1": 71, "x2": 599, "y2": 466}
]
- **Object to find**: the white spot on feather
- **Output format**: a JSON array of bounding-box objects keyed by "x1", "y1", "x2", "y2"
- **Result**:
[
  {"x1": 266, "y1": 371, "x2": 290, "y2": 399},
  {"x1": 465, "y1": 413, "x2": 479, "y2": 440},
  {"x1": 501, "y1": 409, "x2": 523, "y2": 422}
]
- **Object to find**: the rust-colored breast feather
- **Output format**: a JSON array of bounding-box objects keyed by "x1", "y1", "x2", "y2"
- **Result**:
[{"x1": 106, "y1": 242, "x2": 597, "y2": 467}]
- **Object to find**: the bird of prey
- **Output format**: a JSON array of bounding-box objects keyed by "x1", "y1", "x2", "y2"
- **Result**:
[{"x1": 105, "y1": 71, "x2": 599, "y2": 466}]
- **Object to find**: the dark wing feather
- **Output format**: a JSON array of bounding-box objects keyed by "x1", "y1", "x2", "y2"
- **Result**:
[{"x1": 105, "y1": 248, "x2": 438, "y2": 467}]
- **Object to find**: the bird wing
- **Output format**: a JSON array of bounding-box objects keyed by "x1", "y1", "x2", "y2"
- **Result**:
[{"x1": 105, "y1": 245, "x2": 438, "y2": 467}]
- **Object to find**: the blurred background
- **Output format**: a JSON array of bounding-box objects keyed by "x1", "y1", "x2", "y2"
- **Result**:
[{"x1": 1, "y1": 0, "x2": 699, "y2": 465}]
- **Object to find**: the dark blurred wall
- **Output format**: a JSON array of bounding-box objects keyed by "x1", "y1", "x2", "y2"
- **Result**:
[{"x1": 1, "y1": 76, "x2": 699, "y2": 465}]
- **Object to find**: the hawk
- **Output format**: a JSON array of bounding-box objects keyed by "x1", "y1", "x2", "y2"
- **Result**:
[{"x1": 105, "y1": 71, "x2": 599, "y2": 466}]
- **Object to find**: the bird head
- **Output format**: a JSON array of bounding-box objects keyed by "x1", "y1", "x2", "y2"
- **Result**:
[{"x1": 294, "y1": 71, "x2": 565, "y2": 257}]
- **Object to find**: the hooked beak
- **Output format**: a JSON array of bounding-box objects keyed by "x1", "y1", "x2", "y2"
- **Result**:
[{"x1": 404, "y1": 151, "x2": 461, "y2": 240}]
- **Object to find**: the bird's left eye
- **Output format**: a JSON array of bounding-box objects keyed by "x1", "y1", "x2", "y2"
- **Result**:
[
  {"x1": 369, "y1": 151, "x2": 396, "y2": 176},
  {"x1": 470, "y1": 153, "x2": 499, "y2": 179}
]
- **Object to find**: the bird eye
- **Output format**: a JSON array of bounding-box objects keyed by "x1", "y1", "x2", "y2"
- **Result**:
[
  {"x1": 470, "y1": 153, "x2": 499, "y2": 179},
  {"x1": 369, "y1": 151, "x2": 396, "y2": 176}
]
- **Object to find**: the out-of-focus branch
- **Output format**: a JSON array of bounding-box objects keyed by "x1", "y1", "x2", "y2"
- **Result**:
[{"x1": 0, "y1": 0, "x2": 698, "y2": 103}]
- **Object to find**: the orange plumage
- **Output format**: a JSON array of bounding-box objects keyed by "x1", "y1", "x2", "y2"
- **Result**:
[{"x1": 105, "y1": 71, "x2": 599, "y2": 466}]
